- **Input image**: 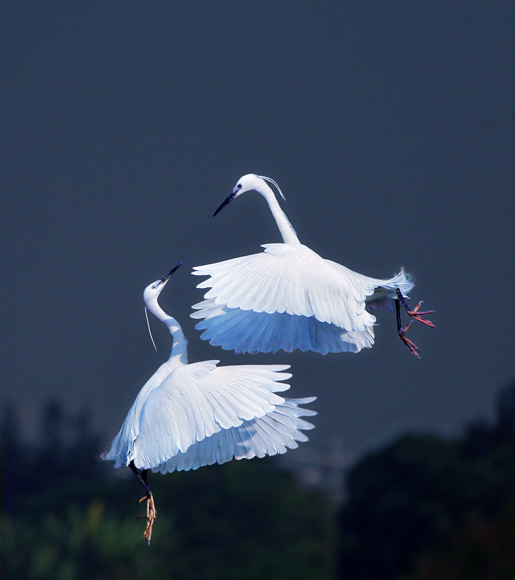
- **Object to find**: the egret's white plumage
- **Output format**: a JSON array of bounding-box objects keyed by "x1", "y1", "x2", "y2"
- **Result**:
[
  {"x1": 102, "y1": 261, "x2": 316, "y2": 475},
  {"x1": 192, "y1": 174, "x2": 434, "y2": 356}
]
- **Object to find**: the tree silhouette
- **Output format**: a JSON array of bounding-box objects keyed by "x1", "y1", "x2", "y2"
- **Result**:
[{"x1": 336, "y1": 379, "x2": 515, "y2": 580}]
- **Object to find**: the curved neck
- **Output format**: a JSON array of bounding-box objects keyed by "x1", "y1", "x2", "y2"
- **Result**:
[
  {"x1": 147, "y1": 299, "x2": 188, "y2": 368},
  {"x1": 257, "y1": 181, "x2": 300, "y2": 245}
]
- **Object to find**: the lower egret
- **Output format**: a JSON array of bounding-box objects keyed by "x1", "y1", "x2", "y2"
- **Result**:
[
  {"x1": 101, "y1": 260, "x2": 316, "y2": 543},
  {"x1": 191, "y1": 174, "x2": 434, "y2": 358}
]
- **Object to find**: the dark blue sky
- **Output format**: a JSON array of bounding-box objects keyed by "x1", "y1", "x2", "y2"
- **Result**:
[{"x1": 2, "y1": 1, "x2": 514, "y2": 459}]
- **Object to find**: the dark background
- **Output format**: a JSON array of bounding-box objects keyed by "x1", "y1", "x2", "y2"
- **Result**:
[{"x1": 2, "y1": 1, "x2": 514, "y2": 463}]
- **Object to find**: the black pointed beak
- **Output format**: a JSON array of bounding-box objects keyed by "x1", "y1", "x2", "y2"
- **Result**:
[
  {"x1": 213, "y1": 191, "x2": 237, "y2": 217},
  {"x1": 161, "y1": 259, "x2": 184, "y2": 283}
]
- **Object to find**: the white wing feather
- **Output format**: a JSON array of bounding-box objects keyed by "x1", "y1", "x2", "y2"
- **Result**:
[
  {"x1": 193, "y1": 244, "x2": 374, "y2": 331},
  {"x1": 325, "y1": 260, "x2": 414, "y2": 310},
  {"x1": 104, "y1": 362, "x2": 316, "y2": 471},
  {"x1": 191, "y1": 301, "x2": 374, "y2": 354},
  {"x1": 154, "y1": 397, "x2": 316, "y2": 473},
  {"x1": 191, "y1": 244, "x2": 412, "y2": 354}
]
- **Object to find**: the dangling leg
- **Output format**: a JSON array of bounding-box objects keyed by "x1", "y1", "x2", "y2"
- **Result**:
[
  {"x1": 396, "y1": 298, "x2": 420, "y2": 357},
  {"x1": 129, "y1": 461, "x2": 157, "y2": 544},
  {"x1": 395, "y1": 289, "x2": 435, "y2": 357}
]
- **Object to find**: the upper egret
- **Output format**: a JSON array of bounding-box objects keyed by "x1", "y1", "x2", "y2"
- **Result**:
[
  {"x1": 191, "y1": 174, "x2": 434, "y2": 358},
  {"x1": 101, "y1": 260, "x2": 316, "y2": 542}
]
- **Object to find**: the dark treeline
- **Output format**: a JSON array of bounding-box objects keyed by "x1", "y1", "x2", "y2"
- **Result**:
[
  {"x1": 2, "y1": 401, "x2": 334, "y2": 580},
  {"x1": 337, "y1": 380, "x2": 515, "y2": 580},
  {"x1": 3, "y1": 379, "x2": 515, "y2": 580}
]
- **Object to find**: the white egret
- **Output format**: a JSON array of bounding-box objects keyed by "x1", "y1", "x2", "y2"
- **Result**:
[
  {"x1": 101, "y1": 260, "x2": 316, "y2": 543},
  {"x1": 191, "y1": 174, "x2": 434, "y2": 358}
]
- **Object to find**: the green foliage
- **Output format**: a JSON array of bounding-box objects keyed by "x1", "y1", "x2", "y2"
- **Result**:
[
  {"x1": 148, "y1": 459, "x2": 334, "y2": 580},
  {"x1": 1, "y1": 400, "x2": 334, "y2": 580},
  {"x1": 2, "y1": 501, "x2": 170, "y2": 580},
  {"x1": 6, "y1": 378, "x2": 515, "y2": 580}
]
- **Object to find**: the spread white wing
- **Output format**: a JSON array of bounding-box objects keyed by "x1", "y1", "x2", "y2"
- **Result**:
[
  {"x1": 154, "y1": 396, "x2": 316, "y2": 473},
  {"x1": 104, "y1": 362, "x2": 316, "y2": 471},
  {"x1": 193, "y1": 244, "x2": 376, "y2": 331},
  {"x1": 191, "y1": 244, "x2": 412, "y2": 354}
]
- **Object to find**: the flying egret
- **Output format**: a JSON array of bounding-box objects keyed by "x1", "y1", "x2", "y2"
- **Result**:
[
  {"x1": 101, "y1": 260, "x2": 316, "y2": 543},
  {"x1": 191, "y1": 174, "x2": 434, "y2": 358}
]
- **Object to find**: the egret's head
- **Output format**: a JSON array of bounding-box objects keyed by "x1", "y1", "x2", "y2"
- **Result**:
[
  {"x1": 143, "y1": 260, "x2": 184, "y2": 304},
  {"x1": 213, "y1": 174, "x2": 285, "y2": 217},
  {"x1": 232, "y1": 173, "x2": 263, "y2": 196}
]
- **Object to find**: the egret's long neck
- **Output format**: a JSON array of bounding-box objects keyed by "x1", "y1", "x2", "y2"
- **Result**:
[
  {"x1": 147, "y1": 299, "x2": 188, "y2": 368},
  {"x1": 257, "y1": 181, "x2": 300, "y2": 245}
]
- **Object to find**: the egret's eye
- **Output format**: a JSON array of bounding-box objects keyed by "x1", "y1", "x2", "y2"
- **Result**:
[
  {"x1": 237, "y1": 184, "x2": 242, "y2": 188},
  {"x1": 151, "y1": 285, "x2": 156, "y2": 289}
]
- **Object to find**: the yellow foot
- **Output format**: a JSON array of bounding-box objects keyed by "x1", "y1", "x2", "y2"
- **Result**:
[{"x1": 138, "y1": 493, "x2": 157, "y2": 544}]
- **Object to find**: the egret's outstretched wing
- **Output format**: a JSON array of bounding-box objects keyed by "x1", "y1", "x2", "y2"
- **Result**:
[
  {"x1": 191, "y1": 301, "x2": 375, "y2": 354},
  {"x1": 193, "y1": 243, "x2": 377, "y2": 332},
  {"x1": 154, "y1": 396, "x2": 317, "y2": 473},
  {"x1": 129, "y1": 362, "x2": 294, "y2": 470}
]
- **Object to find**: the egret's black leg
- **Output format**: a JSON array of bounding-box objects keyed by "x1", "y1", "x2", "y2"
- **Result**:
[
  {"x1": 396, "y1": 294, "x2": 403, "y2": 331},
  {"x1": 129, "y1": 461, "x2": 151, "y2": 498},
  {"x1": 129, "y1": 461, "x2": 157, "y2": 544},
  {"x1": 396, "y1": 288, "x2": 411, "y2": 313},
  {"x1": 395, "y1": 289, "x2": 435, "y2": 357},
  {"x1": 396, "y1": 297, "x2": 420, "y2": 357}
]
